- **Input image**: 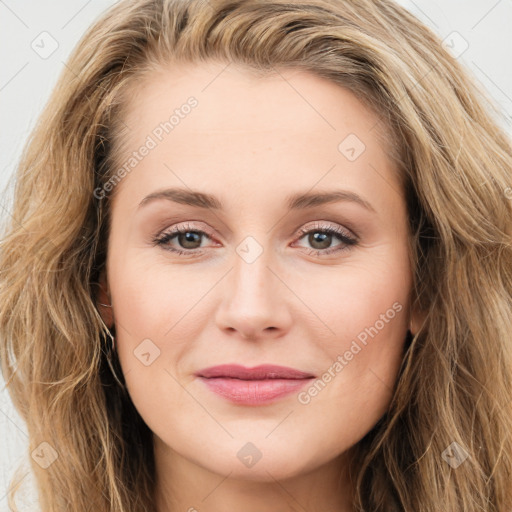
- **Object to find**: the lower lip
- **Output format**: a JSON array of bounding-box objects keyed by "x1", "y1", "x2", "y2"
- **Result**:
[{"x1": 199, "y1": 377, "x2": 313, "y2": 405}]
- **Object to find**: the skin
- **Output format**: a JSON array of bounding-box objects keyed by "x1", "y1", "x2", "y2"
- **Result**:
[{"x1": 97, "y1": 60, "x2": 423, "y2": 512}]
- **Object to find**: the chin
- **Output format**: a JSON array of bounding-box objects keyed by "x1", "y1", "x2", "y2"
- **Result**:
[{"x1": 189, "y1": 440, "x2": 322, "y2": 482}]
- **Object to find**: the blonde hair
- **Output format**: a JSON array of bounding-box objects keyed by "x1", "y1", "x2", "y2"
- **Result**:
[{"x1": 1, "y1": 0, "x2": 512, "y2": 510}]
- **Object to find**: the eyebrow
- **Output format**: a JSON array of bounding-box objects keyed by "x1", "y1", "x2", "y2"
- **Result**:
[{"x1": 137, "y1": 187, "x2": 376, "y2": 213}]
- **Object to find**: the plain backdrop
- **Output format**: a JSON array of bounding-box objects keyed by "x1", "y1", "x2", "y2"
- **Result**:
[{"x1": 1, "y1": 0, "x2": 511, "y2": 509}]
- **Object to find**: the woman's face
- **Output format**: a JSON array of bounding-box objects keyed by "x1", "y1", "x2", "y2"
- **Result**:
[{"x1": 99, "y1": 61, "x2": 420, "y2": 482}]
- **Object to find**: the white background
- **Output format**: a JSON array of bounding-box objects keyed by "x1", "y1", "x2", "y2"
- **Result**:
[{"x1": 1, "y1": 0, "x2": 511, "y2": 509}]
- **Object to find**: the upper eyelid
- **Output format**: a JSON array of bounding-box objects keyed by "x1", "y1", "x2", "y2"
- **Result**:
[{"x1": 296, "y1": 221, "x2": 357, "y2": 238}]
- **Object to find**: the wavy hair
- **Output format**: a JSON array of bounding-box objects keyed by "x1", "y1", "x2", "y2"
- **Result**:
[{"x1": 1, "y1": 0, "x2": 511, "y2": 510}]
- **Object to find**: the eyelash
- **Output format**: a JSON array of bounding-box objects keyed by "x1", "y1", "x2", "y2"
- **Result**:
[{"x1": 152, "y1": 221, "x2": 358, "y2": 257}]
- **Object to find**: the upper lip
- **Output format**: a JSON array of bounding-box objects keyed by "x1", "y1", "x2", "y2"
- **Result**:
[{"x1": 196, "y1": 364, "x2": 315, "y2": 380}]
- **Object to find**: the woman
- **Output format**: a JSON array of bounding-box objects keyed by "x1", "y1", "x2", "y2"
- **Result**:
[{"x1": 1, "y1": 0, "x2": 511, "y2": 510}]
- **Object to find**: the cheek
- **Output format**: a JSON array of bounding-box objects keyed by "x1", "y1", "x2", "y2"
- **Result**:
[
  {"x1": 106, "y1": 252, "x2": 216, "y2": 416},
  {"x1": 302, "y1": 242, "x2": 411, "y2": 353},
  {"x1": 329, "y1": 275, "x2": 409, "y2": 356},
  {"x1": 300, "y1": 248, "x2": 411, "y2": 400},
  {"x1": 297, "y1": 253, "x2": 411, "y2": 437},
  {"x1": 110, "y1": 249, "x2": 211, "y2": 340}
]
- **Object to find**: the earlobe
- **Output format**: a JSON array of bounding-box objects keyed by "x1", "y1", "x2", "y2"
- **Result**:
[{"x1": 95, "y1": 269, "x2": 114, "y2": 328}]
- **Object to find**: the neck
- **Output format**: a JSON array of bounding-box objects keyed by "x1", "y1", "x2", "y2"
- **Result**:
[{"x1": 153, "y1": 436, "x2": 355, "y2": 512}]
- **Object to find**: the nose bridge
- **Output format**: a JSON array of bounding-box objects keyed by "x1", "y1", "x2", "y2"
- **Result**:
[
  {"x1": 215, "y1": 235, "x2": 291, "y2": 338},
  {"x1": 231, "y1": 240, "x2": 277, "y2": 310}
]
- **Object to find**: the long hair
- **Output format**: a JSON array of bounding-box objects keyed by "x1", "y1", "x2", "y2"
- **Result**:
[{"x1": 1, "y1": 0, "x2": 511, "y2": 510}]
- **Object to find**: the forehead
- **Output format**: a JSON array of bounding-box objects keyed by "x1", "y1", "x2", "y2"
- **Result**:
[
  {"x1": 109, "y1": 61, "x2": 402, "y2": 213},
  {"x1": 118, "y1": 61, "x2": 392, "y2": 155}
]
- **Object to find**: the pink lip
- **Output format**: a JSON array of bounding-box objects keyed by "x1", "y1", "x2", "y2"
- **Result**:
[{"x1": 196, "y1": 364, "x2": 315, "y2": 405}]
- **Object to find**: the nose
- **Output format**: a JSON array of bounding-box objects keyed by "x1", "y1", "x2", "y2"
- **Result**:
[{"x1": 215, "y1": 248, "x2": 293, "y2": 341}]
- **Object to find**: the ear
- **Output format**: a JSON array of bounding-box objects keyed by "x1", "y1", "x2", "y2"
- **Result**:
[
  {"x1": 409, "y1": 304, "x2": 428, "y2": 336},
  {"x1": 96, "y1": 268, "x2": 114, "y2": 329}
]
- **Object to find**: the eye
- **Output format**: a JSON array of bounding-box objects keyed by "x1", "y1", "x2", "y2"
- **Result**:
[
  {"x1": 152, "y1": 220, "x2": 359, "y2": 257},
  {"x1": 293, "y1": 221, "x2": 358, "y2": 256},
  {"x1": 152, "y1": 222, "x2": 215, "y2": 256}
]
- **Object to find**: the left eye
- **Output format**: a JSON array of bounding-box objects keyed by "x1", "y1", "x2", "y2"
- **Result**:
[
  {"x1": 153, "y1": 222, "x2": 358, "y2": 256},
  {"x1": 293, "y1": 223, "x2": 358, "y2": 255}
]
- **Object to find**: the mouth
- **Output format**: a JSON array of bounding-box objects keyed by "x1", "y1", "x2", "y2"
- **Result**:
[{"x1": 196, "y1": 364, "x2": 315, "y2": 405}]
